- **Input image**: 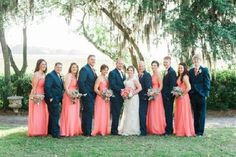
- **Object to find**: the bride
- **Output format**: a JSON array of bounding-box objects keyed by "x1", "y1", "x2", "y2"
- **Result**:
[{"x1": 119, "y1": 65, "x2": 142, "y2": 136}]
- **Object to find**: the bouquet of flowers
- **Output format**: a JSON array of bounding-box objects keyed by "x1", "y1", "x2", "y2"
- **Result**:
[
  {"x1": 102, "y1": 89, "x2": 114, "y2": 102},
  {"x1": 121, "y1": 87, "x2": 133, "y2": 99},
  {"x1": 30, "y1": 94, "x2": 45, "y2": 105},
  {"x1": 171, "y1": 86, "x2": 184, "y2": 97},
  {"x1": 147, "y1": 88, "x2": 160, "y2": 101},
  {"x1": 71, "y1": 90, "x2": 87, "y2": 104}
]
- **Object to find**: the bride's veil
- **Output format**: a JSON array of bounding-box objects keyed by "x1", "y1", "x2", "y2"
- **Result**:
[
  {"x1": 124, "y1": 65, "x2": 139, "y2": 80},
  {"x1": 133, "y1": 67, "x2": 139, "y2": 80}
]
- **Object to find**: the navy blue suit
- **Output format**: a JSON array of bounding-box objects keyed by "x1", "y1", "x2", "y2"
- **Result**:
[
  {"x1": 108, "y1": 68, "x2": 125, "y2": 135},
  {"x1": 138, "y1": 71, "x2": 152, "y2": 135},
  {"x1": 162, "y1": 67, "x2": 177, "y2": 135},
  {"x1": 189, "y1": 66, "x2": 210, "y2": 135},
  {"x1": 78, "y1": 64, "x2": 97, "y2": 136},
  {"x1": 44, "y1": 70, "x2": 64, "y2": 137}
]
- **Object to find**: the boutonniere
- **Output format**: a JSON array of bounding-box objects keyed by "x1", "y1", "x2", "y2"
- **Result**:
[
  {"x1": 163, "y1": 70, "x2": 168, "y2": 76},
  {"x1": 198, "y1": 69, "x2": 202, "y2": 75},
  {"x1": 60, "y1": 75, "x2": 65, "y2": 82}
]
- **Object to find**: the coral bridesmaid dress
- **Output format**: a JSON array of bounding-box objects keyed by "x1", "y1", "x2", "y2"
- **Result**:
[
  {"x1": 60, "y1": 74, "x2": 82, "y2": 136},
  {"x1": 28, "y1": 78, "x2": 49, "y2": 136},
  {"x1": 146, "y1": 75, "x2": 166, "y2": 135},
  {"x1": 92, "y1": 80, "x2": 111, "y2": 136},
  {"x1": 174, "y1": 77, "x2": 195, "y2": 137}
]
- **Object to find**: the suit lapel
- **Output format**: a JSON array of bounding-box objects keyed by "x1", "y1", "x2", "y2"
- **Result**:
[
  {"x1": 115, "y1": 69, "x2": 123, "y2": 82},
  {"x1": 86, "y1": 64, "x2": 97, "y2": 80},
  {"x1": 52, "y1": 71, "x2": 62, "y2": 87},
  {"x1": 193, "y1": 66, "x2": 203, "y2": 78},
  {"x1": 164, "y1": 67, "x2": 171, "y2": 80},
  {"x1": 139, "y1": 71, "x2": 145, "y2": 83}
]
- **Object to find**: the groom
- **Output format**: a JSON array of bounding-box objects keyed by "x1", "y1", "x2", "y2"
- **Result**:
[
  {"x1": 44, "y1": 62, "x2": 64, "y2": 138},
  {"x1": 78, "y1": 55, "x2": 97, "y2": 136},
  {"x1": 189, "y1": 54, "x2": 210, "y2": 136},
  {"x1": 108, "y1": 58, "x2": 125, "y2": 135},
  {"x1": 138, "y1": 61, "x2": 152, "y2": 136}
]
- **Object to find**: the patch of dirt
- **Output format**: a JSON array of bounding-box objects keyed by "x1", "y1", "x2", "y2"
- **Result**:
[
  {"x1": 207, "y1": 110, "x2": 236, "y2": 117},
  {"x1": 0, "y1": 110, "x2": 236, "y2": 128}
]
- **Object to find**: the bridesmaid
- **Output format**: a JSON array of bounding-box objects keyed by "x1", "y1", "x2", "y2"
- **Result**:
[
  {"x1": 174, "y1": 63, "x2": 195, "y2": 137},
  {"x1": 60, "y1": 63, "x2": 83, "y2": 136},
  {"x1": 146, "y1": 61, "x2": 166, "y2": 135},
  {"x1": 92, "y1": 64, "x2": 111, "y2": 136},
  {"x1": 28, "y1": 59, "x2": 49, "y2": 136}
]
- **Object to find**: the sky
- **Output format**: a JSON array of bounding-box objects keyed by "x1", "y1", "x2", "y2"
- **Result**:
[
  {"x1": 0, "y1": 12, "x2": 170, "y2": 73},
  {"x1": 4, "y1": 12, "x2": 168, "y2": 58}
]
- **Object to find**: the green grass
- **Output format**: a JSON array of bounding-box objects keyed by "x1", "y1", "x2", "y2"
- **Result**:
[{"x1": 0, "y1": 127, "x2": 235, "y2": 157}]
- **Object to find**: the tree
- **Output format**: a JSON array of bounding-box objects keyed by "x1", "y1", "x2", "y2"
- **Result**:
[
  {"x1": 167, "y1": 0, "x2": 236, "y2": 71},
  {"x1": 53, "y1": 0, "x2": 171, "y2": 69}
]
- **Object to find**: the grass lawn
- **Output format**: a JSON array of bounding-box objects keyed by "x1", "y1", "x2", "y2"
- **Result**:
[{"x1": 0, "y1": 127, "x2": 235, "y2": 157}]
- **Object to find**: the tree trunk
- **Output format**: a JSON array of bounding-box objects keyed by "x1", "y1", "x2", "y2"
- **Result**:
[
  {"x1": 0, "y1": 26, "x2": 11, "y2": 84},
  {"x1": 0, "y1": 24, "x2": 12, "y2": 110},
  {"x1": 22, "y1": 26, "x2": 27, "y2": 74},
  {"x1": 8, "y1": 26, "x2": 28, "y2": 77},
  {"x1": 129, "y1": 47, "x2": 138, "y2": 70}
]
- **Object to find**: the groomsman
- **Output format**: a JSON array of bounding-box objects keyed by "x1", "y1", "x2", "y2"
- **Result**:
[
  {"x1": 108, "y1": 58, "x2": 125, "y2": 135},
  {"x1": 162, "y1": 56, "x2": 177, "y2": 135},
  {"x1": 44, "y1": 62, "x2": 64, "y2": 138},
  {"x1": 138, "y1": 61, "x2": 152, "y2": 136},
  {"x1": 78, "y1": 55, "x2": 97, "y2": 136},
  {"x1": 189, "y1": 54, "x2": 210, "y2": 136}
]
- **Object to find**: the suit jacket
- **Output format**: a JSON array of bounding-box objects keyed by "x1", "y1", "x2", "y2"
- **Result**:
[
  {"x1": 162, "y1": 67, "x2": 177, "y2": 98},
  {"x1": 108, "y1": 68, "x2": 125, "y2": 103},
  {"x1": 44, "y1": 70, "x2": 64, "y2": 102},
  {"x1": 189, "y1": 66, "x2": 211, "y2": 97},
  {"x1": 78, "y1": 64, "x2": 97, "y2": 98},
  {"x1": 138, "y1": 71, "x2": 152, "y2": 101}
]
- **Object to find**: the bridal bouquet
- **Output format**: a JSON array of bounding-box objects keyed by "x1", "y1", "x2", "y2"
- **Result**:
[
  {"x1": 121, "y1": 87, "x2": 133, "y2": 99},
  {"x1": 102, "y1": 89, "x2": 114, "y2": 102},
  {"x1": 147, "y1": 88, "x2": 160, "y2": 101},
  {"x1": 71, "y1": 90, "x2": 87, "y2": 104},
  {"x1": 30, "y1": 94, "x2": 45, "y2": 105},
  {"x1": 171, "y1": 87, "x2": 184, "y2": 97}
]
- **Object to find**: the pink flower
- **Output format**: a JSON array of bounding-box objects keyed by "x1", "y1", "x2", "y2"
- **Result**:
[{"x1": 121, "y1": 87, "x2": 133, "y2": 99}]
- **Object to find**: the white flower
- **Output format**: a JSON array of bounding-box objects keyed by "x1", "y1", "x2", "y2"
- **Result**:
[
  {"x1": 198, "y1": 69, "x2": 202, "y2": 74},
  {"x1": 128, "y1": 92, "x2": 133, "y2": 98}
]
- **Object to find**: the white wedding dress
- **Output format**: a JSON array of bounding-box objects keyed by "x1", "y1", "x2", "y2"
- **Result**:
[{"x1": 119, "y1": 77, "x2": 140, "y2": 136}]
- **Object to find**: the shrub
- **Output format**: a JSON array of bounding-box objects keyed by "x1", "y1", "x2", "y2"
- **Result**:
[
  {"x1": 207, "y1": 70, "x2": 236, "y2": 110},
  {"x1": 11, "y1": 74, "x2": 32, "y2": 110},
  {"x1": 1, "y1": 70, "x2": 236, "y2": 111},
  {"x1": 0, "y1": 74, "x2": 32, "y2": 110}
]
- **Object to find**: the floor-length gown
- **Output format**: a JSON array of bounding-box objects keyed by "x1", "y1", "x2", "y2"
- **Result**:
[
  {"x1": 60, "y1": 74, "x2": 83, "y2": 136},
  {"x1": 119, "y1": 77, "x2": 140, "y2": 136},
  {"x1": 174, "y1": 77, "x2": 195, "y2": 136},
  {"x1": 92, "y1": 80, "x2": 111, "y2": 136},
  {"x1": 146, "y1": 75, "x2": 166, "y2": 135},
  {"x1": 28, "y1": 77, "x2": 49, "y2": 136}
]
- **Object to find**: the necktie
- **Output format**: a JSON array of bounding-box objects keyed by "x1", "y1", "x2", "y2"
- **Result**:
[
  {"x1": 92, "y1": 68, "x2": 96, "y2": 76},
  {"x1": 194, "y1": 68, "x2": 198, "y2": 76},
  {"x1": 139, "y1": 73, "x2": 143, "y2": 78},
  {"x1": 119, "y1": 71, "x2": 123, "y2": 79}
]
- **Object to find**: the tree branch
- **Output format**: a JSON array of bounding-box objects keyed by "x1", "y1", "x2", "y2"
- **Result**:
[
  {"x1": 81, "y1": 13, "x2": 116, "y2": 61},
  {"x1": 101, "y1": 7, "x2": 144, "y2": 61}
]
